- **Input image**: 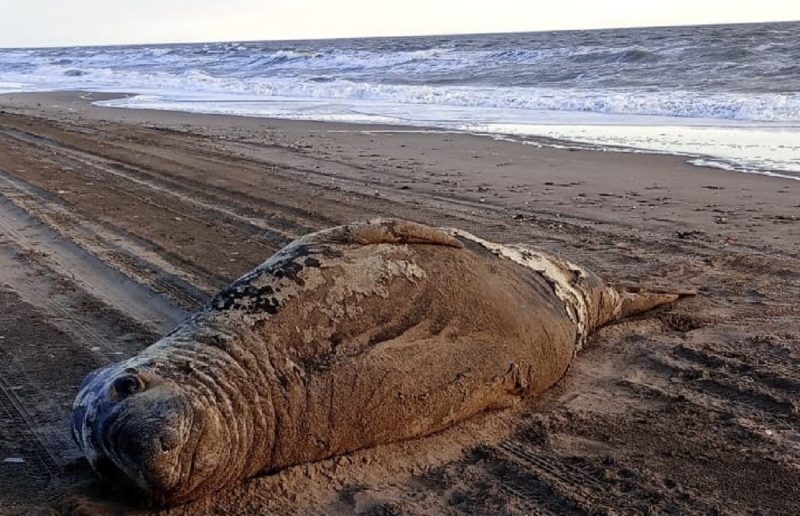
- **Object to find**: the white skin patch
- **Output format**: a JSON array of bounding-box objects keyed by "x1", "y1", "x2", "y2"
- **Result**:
[{"x1": 444, "y1": 228, "x2": 592, "y2": 352}]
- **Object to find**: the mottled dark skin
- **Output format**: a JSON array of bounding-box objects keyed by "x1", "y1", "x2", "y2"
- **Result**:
[{"x1": 72, "y1": 219, "x2": 689, "y2": 506}]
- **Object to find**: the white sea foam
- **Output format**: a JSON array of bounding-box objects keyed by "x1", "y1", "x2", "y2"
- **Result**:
[
  {"x1": 0, "y1": 81, "x2": 28, "y2": 92},
  {"x1": 687, "y1": 159, "x2": 738, "y2": 171},
  {"x1": 472, "y1": 123, "x2": 800, "y2": 177},
  {"x1": 56, "y1": 72, "x2": 800, "y2": 123}
]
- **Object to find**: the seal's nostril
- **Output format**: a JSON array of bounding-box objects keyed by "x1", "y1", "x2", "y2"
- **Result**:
[
  {"x1": 159, "y1": 432, "x2": 180, "y2": 453},
  {"x1": 112, "y1": 375, "x2": 144, "y2": 399}
]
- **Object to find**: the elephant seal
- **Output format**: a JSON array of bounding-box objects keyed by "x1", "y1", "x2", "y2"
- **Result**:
[{"x1": 72, "y1": 219, "x2": 688, "y2": 505}]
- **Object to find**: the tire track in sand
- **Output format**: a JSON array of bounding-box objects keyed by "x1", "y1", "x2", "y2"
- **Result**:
[{"x1": 0, "y1": 180, "x2": 188, "y2": 487}]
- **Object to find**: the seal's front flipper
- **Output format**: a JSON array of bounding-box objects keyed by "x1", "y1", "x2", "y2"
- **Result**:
[{"x1": 298, "y1": 219, "x2": 464, "y2": 249}]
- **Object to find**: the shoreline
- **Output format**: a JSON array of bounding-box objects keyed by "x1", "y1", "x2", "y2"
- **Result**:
[
  {"x1": 1, "y1": 90, "x2": 800, "y2": 514},
  {"x1": 93, "y1": 91, "x2": 800, "y2": 179},
  {"x1": 5, "y1": 90, "x2": 798, "y2": 180}
]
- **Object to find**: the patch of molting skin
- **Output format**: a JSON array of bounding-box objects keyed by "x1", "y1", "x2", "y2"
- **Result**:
[
  {"x1": 386, "y1": 259, "x2": 427, "y2": 281},
  {"x1": 197, "y1": 242, "x2": 330, "y2": 331},
  {"x1": 283, "y1": 243, "x2": 425, "y2": 345},
  {"x1": 444, "y1": 228, "x2": 596, "y2": 353},
  {"x1": 318, "y1": 244, "x2": 424, "y2": 317},
  {"x1": 204, "y1": 226, "x2": 433, "y2": 340}
]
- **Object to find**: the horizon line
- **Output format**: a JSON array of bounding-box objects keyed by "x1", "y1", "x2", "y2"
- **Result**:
[{"x1": 1, "y1": 18, "x2": 797, "y2": 51}]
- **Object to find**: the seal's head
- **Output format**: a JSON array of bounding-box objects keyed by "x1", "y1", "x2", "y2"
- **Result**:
[{"x1": 71, "y1": 360, "x2": 224, "y2": 504}]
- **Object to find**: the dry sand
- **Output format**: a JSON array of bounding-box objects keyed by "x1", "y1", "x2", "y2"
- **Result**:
[{"x1": 0, "y1": 91, "x2": 799, "y2": 515}]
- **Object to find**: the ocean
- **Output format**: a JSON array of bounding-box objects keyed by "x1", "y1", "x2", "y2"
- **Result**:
[{"x1": 1, "y1": 22, "x2": 798, "y2": 178}]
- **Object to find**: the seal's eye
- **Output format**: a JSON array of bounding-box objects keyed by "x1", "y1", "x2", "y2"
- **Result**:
[{"x1": 112, "y1": 374, "x2": 144, "y2": 399}]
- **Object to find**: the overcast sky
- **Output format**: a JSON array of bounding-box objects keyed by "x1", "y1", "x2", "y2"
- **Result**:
[{"x1": 1, "y1": 0, "x2": 798, "y2": 48}]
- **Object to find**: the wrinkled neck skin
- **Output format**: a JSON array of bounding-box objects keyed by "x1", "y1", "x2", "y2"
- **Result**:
[
  {"x1": 72, "y1": 321, "x2": 270, "y2": 505},
  {"x1": 73, "y1": 238, "x2": 335, "y2": 504}
]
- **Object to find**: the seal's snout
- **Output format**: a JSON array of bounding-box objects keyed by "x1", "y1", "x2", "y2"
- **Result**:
[
  {"x1": 72, "y1": 362, "x2": 198, "y2": 501},
  {"x1": 110, "y1": 411, "x2": 181, "y2": 467}
]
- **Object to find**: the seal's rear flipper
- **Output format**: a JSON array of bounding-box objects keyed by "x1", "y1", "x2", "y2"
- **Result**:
[{"x1": 617, "y1": 286, "x2": 696, "y2": 319}]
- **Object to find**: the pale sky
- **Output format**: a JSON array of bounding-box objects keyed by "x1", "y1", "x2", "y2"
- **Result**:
[{"x1": 1, "y1": 0, "x2": 798, "y2": 48}]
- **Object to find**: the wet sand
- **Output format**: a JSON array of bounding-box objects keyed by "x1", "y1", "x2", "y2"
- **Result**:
[{"x1": 1, "y1": 91, "x2": 799, "y2": 515}]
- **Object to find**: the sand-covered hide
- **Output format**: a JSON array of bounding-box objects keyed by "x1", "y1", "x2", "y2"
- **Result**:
[{"x1": 73, "y1": 219, "x2": 586, "y2": 504}]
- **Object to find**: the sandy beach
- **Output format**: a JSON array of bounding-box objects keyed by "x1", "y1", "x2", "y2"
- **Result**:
[{"x1": 1, "y1": 91, "x2": 799, "y2": 515}]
